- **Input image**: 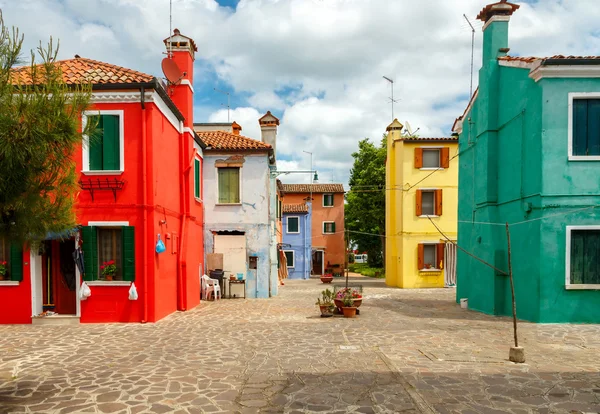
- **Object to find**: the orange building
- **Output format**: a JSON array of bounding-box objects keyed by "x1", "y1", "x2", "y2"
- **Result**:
[{"x1": 281, "y1": 184, "x2": 345, "y2": 275}]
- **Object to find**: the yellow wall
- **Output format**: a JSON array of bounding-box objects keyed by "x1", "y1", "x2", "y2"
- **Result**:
[{"x1": 385, "y1": 119, "x2": 458, "y2": 288}]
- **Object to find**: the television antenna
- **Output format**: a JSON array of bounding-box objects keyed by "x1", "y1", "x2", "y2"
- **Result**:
[
  {"x1": 214, "y1": 88, "x2": 231, "y2": 123},
  {"x1": 382, "y1": 76, "x2": 399, "y2": 120},
  {"x1": 463, "y1": 13, "x2": 476, "y2": 98}
]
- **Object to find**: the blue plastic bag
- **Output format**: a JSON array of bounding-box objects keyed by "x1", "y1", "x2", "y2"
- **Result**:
[{"x1": 156, "y1": 234, "x2": 166, "y2": 254}]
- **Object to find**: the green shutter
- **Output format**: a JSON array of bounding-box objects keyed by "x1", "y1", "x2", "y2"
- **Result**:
[
  {"x1": 588, "y1": 100, "x2": 600, "y2": 156},
  {"x1": 102, "y1": 115, "x2": 120, "y2": 170},
  {"x1": 285, "y1": 251, "x2": 294, "y2": 267},
  {"x1": 9, "y1": 243, "x2": 23, "y2": 282},
  {"x1": 121, "y1": 226, "x2": 135, "y2": 282},
  {"x1": 89, "y1": 115, "x2": 104, "y2": 170},
  {"x1": 288, "y1": 217, "x2": 299, "y2": 233},
  {"x1": 81, "y1": 226, "x2": 98, "y2": 281},
  {"x1": 194, "y1": 159, "x2": 200, "y2": 199},
  {"x1": 218, "y1": 168, "x2": 240, "y2": 204},
  {"x1": 332, "y1": 222, "x2": 336, "y2": 233}
]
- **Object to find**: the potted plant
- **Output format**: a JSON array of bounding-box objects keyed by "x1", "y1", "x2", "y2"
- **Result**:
[
  {"x1": 334, "y1": 287, "x2": 362, "y2": 311},
  {"x1": 341, "y1": 293, "x2": 357, "y2": 318},
  {"x1": 315, "y1": 288, "x2": 335, "y2": 317},
  {"x1": 0, "y1": 260, "x2": 7, "y2": 280},
  {"x1": 320, "y1": 273, "x2": 333, "y2": 283},
  {"x1": 100, "y1": 260, "x2": 117, "y2": 281}
]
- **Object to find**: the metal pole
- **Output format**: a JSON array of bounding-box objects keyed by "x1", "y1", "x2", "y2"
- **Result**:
[
  {"x1": 505, "y1": 222, "x2": 518, "y2": 348},
  {"x1": 463, "y1": 14, "x2": 475, "y2": 98}
]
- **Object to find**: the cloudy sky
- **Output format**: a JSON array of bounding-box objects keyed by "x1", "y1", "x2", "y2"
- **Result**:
[{"x1": 2, "y1": 0, "x2": 599, "y2": 187}]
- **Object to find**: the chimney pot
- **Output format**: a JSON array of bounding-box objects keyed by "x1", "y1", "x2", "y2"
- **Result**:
[{"x1": 232, "y1": 121, "x2": 242, "y2": 136}]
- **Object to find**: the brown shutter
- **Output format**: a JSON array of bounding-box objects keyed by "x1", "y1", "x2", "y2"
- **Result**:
[
  {"x1": 414, "y1": 148, "x2": 423, "y2": 168},
  {"x1": 441, "y1": 147, "x2": 450, "y2": 168},
  {"x1": 415, "y1": 190, "x2": 423, "y2": 216},
  {"x1": 435, "y1": 189, "x2": 443, "y2": 216},
  {"x1": 437, "y1": 243, "x2": 445, "y2": 269},
  {"x1": 417, "y1": 244, "x2": 424, "y2": 270}
]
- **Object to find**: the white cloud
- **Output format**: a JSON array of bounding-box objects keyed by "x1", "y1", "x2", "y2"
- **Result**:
[{"x1": 4, "y1": 0, "x2": 600, "y2": 188}]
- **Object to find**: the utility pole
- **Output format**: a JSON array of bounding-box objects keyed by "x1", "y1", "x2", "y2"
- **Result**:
[
  {"x1": 506, "y1": 223, "x2": 524, "y2": 363},
  {"x1": 463, "y1": 14, "x2": 475, "y2": 98}
]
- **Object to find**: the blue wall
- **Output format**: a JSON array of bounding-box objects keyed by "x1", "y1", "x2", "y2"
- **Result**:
[{"x1": 282, "y1": 206, "x2": 312, "y2": 280}]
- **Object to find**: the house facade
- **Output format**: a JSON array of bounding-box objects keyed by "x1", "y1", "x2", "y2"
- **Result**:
[
  {"x1": 281, "y1": 184, "x2": 345, "y2": 276},
  {"x1": 282, "y1": 203, "x2": 312, "y2": 280},
  {"x1": 0, "y1": 29, "x2": 205, "y2": 324},
  {"x1": 385, "y1": 119, "x2": 458, "y2": 288},
  {"x1": 195, "y1": 115, "x2": 280, "y2": 298},
  {"x1": 453, "y1": 0, "x2": 600, "y2": 322}
]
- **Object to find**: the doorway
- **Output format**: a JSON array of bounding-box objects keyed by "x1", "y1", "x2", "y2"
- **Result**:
[
  {"x1": 40, "y1": 240, "x2": 77, "y2": 315},
  {"x1": 312, "y1": 250, "x2": 324, "y2": 275}
]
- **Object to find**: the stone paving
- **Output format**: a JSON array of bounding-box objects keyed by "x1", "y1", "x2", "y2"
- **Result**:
[{"x1": 1, "y1": 276, "x2": 600, "y2": 413}]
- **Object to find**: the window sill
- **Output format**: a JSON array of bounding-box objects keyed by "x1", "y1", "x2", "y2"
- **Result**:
[
  {"x1": 566, "y1": 284, "x2": 600, "y2": 290},
  {"x1": 194, "y1": 198, "x2": 203, "y2": 204},
  {"x1": 82, "y1": 170, "x2": 124, "y2": 176},
  {"x1": 87, "y1": 281, "x2": 131, "y2": 286},
  {"x1": 0, "y1": 281, "x2": 19, "y2": 286},
  {"x1": 286, "y1": 232, "x2": 300, "y2": 235},
  {"x1": 322, "y1": 233, "x2": 336, "y2": 235},
  {"x1": 322, "y1": 205, "x2": 334, "y2": 208},
  {"x1": 420, "y1": 268, "x2": 441, "y2": 272},
  {"x1": 568, "y1": 156, "x2": 600, "y2": 161},
  {"x1": 215, "y1": 203, "x2": 242, "y2": 206},
  {"x1": 420, "y1": 167, "x2": 444, "y2": 171},
  {"x1": 419, "y1": 215, "x2": 440, "y2": 218}
]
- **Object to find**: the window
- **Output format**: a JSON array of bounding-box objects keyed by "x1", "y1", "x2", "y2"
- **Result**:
[
  {"x1": 284, "y1": 250, "x2": 295, "y2": 268},
  {"x1": 414, "y1": 147, "x2": 450, "y2": 169},
  {"x1": 572, "y1": 98, "x2": 600, "y2": 157},
  {"x1": 194, "y1": 158, "x2": 200, "y2": 199},
  {"x1": 0, "y1": 237, "x2": 22, "y2": 282},
  {"x1": 567, "y1": 227, "x2": 600, "y2": 287},
  {"x1": 217, "y1": 167, "x2": 240, "y2": 204},
  {"x1": 418, "y1": 243, "x2": 444, "y2": 270},
  {"x1": 287, "y1": 216, "x2": 300, "y2": 233},
  {"x1": 416, "y1": 189, "x2": 442, "y2": 216},
  {"x1": 81, "y1": 225, "x2": 135, "y2": 282},
  {"x1": 84, "y1": 112, "x2": 124, "y2": 172},
  {"x1": 323, "y1": 221, "x2": 336, "y2": 234},
  {"x1": 323, "y1": 193, "x2": 334, "y2": 207},
  {"x1": 422, "y1": 149, "x2": 441, "y2": 168}
]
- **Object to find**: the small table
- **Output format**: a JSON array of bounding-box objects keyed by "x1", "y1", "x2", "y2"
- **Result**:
[{"x1": 228, "y1": 279, "x2": 246, "y2": 299}]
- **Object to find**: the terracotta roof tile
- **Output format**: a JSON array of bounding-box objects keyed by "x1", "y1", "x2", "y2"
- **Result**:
[
  {"x1": 404, "y1": 137, "x2": 457, "y2": 142},
  {"x1": 281, "y1": 184, "x2": 345, "y2": 193},
  {"x1": 11, "y1": 57, "x2": 154, "y2": 85},
  {"x1": 283, "y1": 204, "x2": 309, "y2": 213},
  {"x1": 195, "y1": 130, "x2": 271, "y2": 151},
  {"x1": 498, "y1": 55, "x2": 600, "y2": 63}
]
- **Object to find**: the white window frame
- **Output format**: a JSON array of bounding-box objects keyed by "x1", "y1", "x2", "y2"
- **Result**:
[
  {"x1": 420, "y1": 242, "x2": 440, "y2": 272},
  {"x1": 568, "y1": 92, "x2": 600, "y2": 161},
  {"x1": 215, "y1": 165, "x2": 242, "y2": 205},
  {"x1": 323, "y1": 221, "x2": 335, "y2": 234},
  {"x1": 286, "y1": 216, "x2": 300, "y2": 234},
  {"x1": 194, "y1": 154, "x2": 202, "y2": 202},
  {"x1": 419, "y1": 188, "x2": 437, "y2": 217},
  {"x1": 565, "y1": 225, "x2": 600, "y2": 290},
  {"x1": 420, "y1": 147, "x2": 443, "y2": 170},
  {"x1": 322, "y1": 193, "x2": 334, "y2": 207},
  {"x1": 82, "y1": 110, "x2": 125, "y2": 175},
  {"x1": 284, "y1": 250, "x2": 295, "y2": 268}
]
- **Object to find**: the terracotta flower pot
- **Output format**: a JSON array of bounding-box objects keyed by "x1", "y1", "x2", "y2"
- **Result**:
[
  {"x1": 320, "y1": 275, "x2": 333, "y2": 284},
  {"x1": 105, "y1": 275, "x2": 114, "y2": 281},
  {"x1": 0, "y1": 274, "x2": 7, "y2": 281},
  {"x1": 342, "y1": 307, "x2": 357, "y2": 318},
  {"x1": 319, "y1": 305, "x2": 334, "y2": 318},
  {"x1": 335, "y1": 298, "x2": 362, "y2": 311}
]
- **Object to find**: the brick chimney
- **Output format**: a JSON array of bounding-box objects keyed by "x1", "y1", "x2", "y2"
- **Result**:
[
  {"x1": 477, "y1": 1, "x2": 520, "y2": 64},
  {"x1": 259, "y1": 111, "x2": 280, "y2": 157},
  {"x1": 163, "y1": 28, "x2": 197, "y2": 128},
  {"x1": 232, "y1": 121, "x2": 242, "y2": 136}
]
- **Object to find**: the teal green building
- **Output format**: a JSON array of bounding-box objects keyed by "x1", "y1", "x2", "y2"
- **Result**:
[{"x1": 453, "y1": 1, "x2": 600, "y2": 323}]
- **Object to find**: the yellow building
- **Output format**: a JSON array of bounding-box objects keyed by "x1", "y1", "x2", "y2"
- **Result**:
[{"x1": 385, "y1": 119, "x2": 458, "y2": 288}]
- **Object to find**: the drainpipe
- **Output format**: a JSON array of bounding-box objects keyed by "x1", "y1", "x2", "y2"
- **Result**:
[
  {"x1": 141, "y1": 88, "x2": 148, "y2": 323},
  {"x1": 178, "y1": 121, "x2": 191, "y2": 311},
  {"x1": 177, "y1": 122, "x2": 185, "y2": 311}
]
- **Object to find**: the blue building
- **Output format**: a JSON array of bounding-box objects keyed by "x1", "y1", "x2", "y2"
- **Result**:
[{"x1": 282, "y1": 202, "x2": 312, "y2": 280}]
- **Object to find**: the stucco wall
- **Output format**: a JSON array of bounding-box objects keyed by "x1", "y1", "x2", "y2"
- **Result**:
[{"x1": 282, "y1": 209, "x2": 312, "y2": 280}]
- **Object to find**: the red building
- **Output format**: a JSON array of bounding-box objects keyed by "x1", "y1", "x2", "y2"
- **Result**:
[{"x1": 0, "y1": 29, "x2": 204, "y2": 324}]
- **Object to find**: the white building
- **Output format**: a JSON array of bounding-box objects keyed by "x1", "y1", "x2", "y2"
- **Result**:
[{"x1": 195, "y1": 113, "x2": 280, "y2": 298}]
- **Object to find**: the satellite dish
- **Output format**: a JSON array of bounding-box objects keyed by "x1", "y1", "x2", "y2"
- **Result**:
[
  {"x1": 161, "y1": 57, "x2": 183, "y2": 85},
  {"x1": 405, "y1": 121, "x2": 414, "y2": 136}
]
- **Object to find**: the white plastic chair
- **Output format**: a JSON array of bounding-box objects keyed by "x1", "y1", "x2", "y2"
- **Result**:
[{"x1": 201, "y1": 274, "x2": 221, "y2": 301}]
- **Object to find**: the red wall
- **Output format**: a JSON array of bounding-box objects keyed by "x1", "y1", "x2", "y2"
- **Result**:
[{"x1": 0, "y1": 249, "x2": 32, "y2": 324}]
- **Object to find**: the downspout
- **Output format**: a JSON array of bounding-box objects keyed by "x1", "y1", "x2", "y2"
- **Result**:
[
  {"x1": 177, "y1": 122, "x2": 185, "y2": 311},
  {"x1": 178, "y1": 121, "x2": 190, "y2": 311},
  {"x1": 141, "y1": 87, "x2": 148, "y2": 323}
]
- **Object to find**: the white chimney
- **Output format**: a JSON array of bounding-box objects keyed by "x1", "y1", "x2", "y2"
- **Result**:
[{"x1": 259, "y1": 111, "x2": 279, "y2": 157}]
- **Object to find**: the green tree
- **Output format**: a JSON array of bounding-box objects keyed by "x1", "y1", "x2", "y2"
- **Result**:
[
  {"x1": 345, "y1": 136, "x2": 386, "y2": 268},
  {"x1": 0, "y1": 15, "x2": 93, "y2": 244}
]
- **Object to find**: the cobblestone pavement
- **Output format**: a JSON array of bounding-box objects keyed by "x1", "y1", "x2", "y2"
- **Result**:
[{"x1": 1, "y1": 277, "x2": 600, "y2": 413}]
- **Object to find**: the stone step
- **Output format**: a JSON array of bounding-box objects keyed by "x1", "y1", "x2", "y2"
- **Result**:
[{"x1": 31, "y1": 315, "x2": 80, "y2": 325}]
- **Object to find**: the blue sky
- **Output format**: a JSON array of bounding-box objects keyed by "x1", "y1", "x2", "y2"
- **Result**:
[{"x1": 3, "y1": 0, "x2": 599, "y2": 186}]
